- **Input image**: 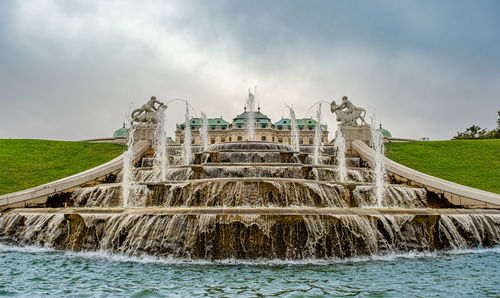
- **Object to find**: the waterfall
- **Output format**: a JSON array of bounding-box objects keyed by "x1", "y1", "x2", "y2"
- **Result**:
[
  {"x1": 288, "y1": 106, "x2": 300, "y2": 151},
  {"x1": 333, "y1": 129, "x2": 347, "y2": 182},
  {"x1": 153, "y1": 106, "x2": 168, "y2": 181},
  {"x1": 201, "y1": 112, "x2": 209, "y2": 151},
  {"x1": 370, "y1": 117, "x2": 386, "y2": 207},
  {"x1": 247, "y1": 89, "x2": 256, "y2": 141},
  {"x1": 183, "y1": 101, "x2": 192, "y2": 165},
  {"x1": 313, "y1": 104, "x2": 322, "y2": 165},
  {"x1": 122, "y1": 113, "x2": 136, "y2": 207},
  {"x1": 2, "y1": 211, "x2": 498, "y2": 259}
]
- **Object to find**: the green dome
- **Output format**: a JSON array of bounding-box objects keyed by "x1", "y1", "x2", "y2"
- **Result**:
[
  {"x1": 113, "y1": 124, "x2": 127, "y2": 137},
  {"x1": 377, "y1": 124, "x2": 392, "y2": 138}
]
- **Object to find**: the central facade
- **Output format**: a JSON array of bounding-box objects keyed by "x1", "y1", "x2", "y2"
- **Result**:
[{"x1": 175, "y1": 106, "x2": 329, "y2": 146}]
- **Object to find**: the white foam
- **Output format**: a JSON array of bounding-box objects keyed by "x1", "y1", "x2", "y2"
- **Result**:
[{"x1": 2, "y1": 243, "x2": 498, "y2": 266}]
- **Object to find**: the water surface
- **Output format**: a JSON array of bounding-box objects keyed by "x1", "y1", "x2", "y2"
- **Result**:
[{"x1": 1, "y1": 245, "x2": 499, "y2": 297}]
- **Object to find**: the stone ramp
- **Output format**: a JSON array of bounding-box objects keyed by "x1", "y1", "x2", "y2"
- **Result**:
[
  {"x1": 0, "y1": 141, "x2": 150, "y2": 211},
  {"x1": 352, "y1": 140, "x2": 500, "y2": 208}
]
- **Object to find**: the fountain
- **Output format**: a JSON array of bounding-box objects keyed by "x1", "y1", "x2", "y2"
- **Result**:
[
  {"x1": 153, "y1": 106, "x2": 168, "y2": 181},
  {"x1": 333, "y1": 129, "x2": 347, "y2": 182},
  {"x1": 201, "y1": 112, "x2": 209, "y2": 151},
  {"x1": 0, "y1": 95, "x2": 499, "y2": 260},
  {"x1": 371, "y1": 116, "x2": 386, "y2": 207},
  {"x1": 122, "y1": 111, "x2": 136, "y2": 207},
  {"x1": 183, "y1": 101, "x2": 192, "y2": 165},
  {"x1": 288, "y1": 105, "x2": 300, "y2": 152},
  {"x1": 313, "y1": 104, "x2": 322, "y2": 165},
  {"x1": 247, "y1": 88, "x2": 256, "y2": 141}
]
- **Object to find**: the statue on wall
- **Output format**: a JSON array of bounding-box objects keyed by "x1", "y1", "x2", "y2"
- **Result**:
[
  {"x1": 330, "y1": 96, "x2": 368, "y2": 127},
  {"x1": 131, "y1": 96, "x2": 167, "y2": 124}
]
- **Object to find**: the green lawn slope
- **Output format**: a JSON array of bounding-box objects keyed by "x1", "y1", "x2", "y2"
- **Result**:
[
  {"x1": 0, "y1": 139, "x2": 126, "y2": 195},
  {"x1": 385, "y1": 139, "x2": 500, "y2": 194}
]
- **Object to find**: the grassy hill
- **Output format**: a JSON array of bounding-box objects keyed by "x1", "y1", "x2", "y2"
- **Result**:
[
  {"x1": 385, "y1": 139, "x2": 500, "y2": 194},
  {"x1": 0, "y1": 139, "x2": 125, "y2": 195}
]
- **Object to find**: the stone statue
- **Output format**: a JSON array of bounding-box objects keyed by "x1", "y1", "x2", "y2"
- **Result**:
[
  {"x1": 330, "y1": 96, "x2": 368, "y2": 127},
  {"x1": 131, "y1": 96, "x2": 167, "y2": 124}
]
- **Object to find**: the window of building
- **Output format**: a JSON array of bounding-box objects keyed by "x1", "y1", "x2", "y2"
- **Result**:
[
  {"x1": 278, "y1": 137, "x2": 283, "y2": 143},
  {"x1": 272, "y1": 136, "x2": 275, "y2": 142},
  {"x1": 221, "y1": 137, "x2": 226, "y2": 142},
  {"x1": 229, "y1": 136, "x2": 232, "y2": 141},
  {"x1": 261, "y1": 124, "x2": 267, "y2": 128},
  {"x1": 180, "y1": 138, "x2": 184, "y2": 144},
  {"x1": 191, "y1": 139, "x2": 195, "y2": 144},
  {"x1": 299, "y1": 138, "x2": 303, "y2": 145},
  {"x1": 211, "y1": 138, "x2": 215, "y2": 144},
  {"x1": 261, "y1": 136, "x2": 266, "y2": 141},
  {"x1": 237, "y1": 136, "x2": 243, "y2": 141}
]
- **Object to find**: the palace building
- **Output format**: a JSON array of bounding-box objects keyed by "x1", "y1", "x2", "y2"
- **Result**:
[{"x1": 175, "y1": 105, "x2": 329, "y2": 146}]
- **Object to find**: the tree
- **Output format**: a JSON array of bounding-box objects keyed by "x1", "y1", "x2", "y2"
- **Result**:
[{"x1": 453, "y1": 110, "x2": 500, "y2": 139}]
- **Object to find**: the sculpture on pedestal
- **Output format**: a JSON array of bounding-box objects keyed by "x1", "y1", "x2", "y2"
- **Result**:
[
  {"x1": 131, "y1": 96, "x2": 167, "y2": 124},
  {"x1": 330, "y1": 96, "x2": 368, "y2": 127}
]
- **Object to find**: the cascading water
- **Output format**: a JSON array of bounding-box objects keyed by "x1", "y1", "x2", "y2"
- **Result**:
[
  {"x1": 122, "y1": 113, "x2": 136, "y2": 207},
  {"x1": 333, "y1": 129, "x2": 347, "y2": 182},
  {"x1": 201, "y1": 112, "x2": 209, "y2": 151},
  {"x1": 247, "y1": 89, "x2": 256, "y2": 141},
  {"x1": 183, "y1": 101, "x2": 192, "y2": 165},
  {"x1": 370, "y1": 116, "x2": 386, "y2": 207},
  {"x1": 313, "y1": 104, "x2": 322, "y2": 165},
  {"x1": 153, "y1": 106, "x2": 168, "y2": 181},
  {"x1": 2, "y1": 96, "x2": 500, "y2": 261},
  {"x1": 288, "y1": 105, "x2": 300, "y2": 152}
]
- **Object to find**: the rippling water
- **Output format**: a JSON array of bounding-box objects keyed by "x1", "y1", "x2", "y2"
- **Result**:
[{"x1": 1, "y1": 244, "x2": 499, "y2": 297}]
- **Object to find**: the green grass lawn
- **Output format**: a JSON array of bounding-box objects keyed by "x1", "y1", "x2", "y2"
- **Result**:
[
  {"x1": 0, "y1": 139, "x2": 126, "y2": 195},
  {"x1": 385, "y1": 139, "x2": 500, "y2": 194}
]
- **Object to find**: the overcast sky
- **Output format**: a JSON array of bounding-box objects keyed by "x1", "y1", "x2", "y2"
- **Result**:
[{"x1": 1, "y1": 0, "x2": 499, "y2": 141}]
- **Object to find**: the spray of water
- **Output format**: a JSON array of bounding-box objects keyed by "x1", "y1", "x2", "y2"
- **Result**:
[
  {"x1": 333, "y1": 129, "x2": 347, "y2": 182},
  {"x1": 122, "y1": 112, "x2": 136, "y2": 206},
  {"x1": 201, "y1": 112, "x2": 209, "y2": 151},
  {"x1": 288, "y1": 105, "x2": 300, "y2": 151},
  {"x1": 313, "y1": 104, "x2": 322, "y2": 165},
  {"x1": 247, "y1": 89, "x2": 256, "y2": 141},
  {"x1": 370, "y1": 115, "x2": 386, "y2": 207},
  {"x1": 183, "y1": 101, "x2": 192, "y2": 165},
  {"x1": 153, "y1": 106, "x2": 168, "y2": 181}
]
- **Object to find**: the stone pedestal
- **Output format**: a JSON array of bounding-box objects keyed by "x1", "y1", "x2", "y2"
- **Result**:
[
  {"x1": 128, "y1": 124, "x2": 156, "y2": 144},
  {"x1": 339, "y1": 126, "x2": 371, "y2": 156}
]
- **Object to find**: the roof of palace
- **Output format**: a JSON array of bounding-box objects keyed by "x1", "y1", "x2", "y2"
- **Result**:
[
  {"x1": 378, "y1": 124, "x2": 392, "y2": 138},
  {"x1": 113, "y1": 124, "x2": 127, "y2": 137},
  {"x1": 179, "y1": 117, "x2": 230, "y2": 129},
  {"x1": 233, "y1": 108, "x2": 272, "y2": 124},
  {"x1": 275, "y1": 117, "x2": 317, "y2": 126}
]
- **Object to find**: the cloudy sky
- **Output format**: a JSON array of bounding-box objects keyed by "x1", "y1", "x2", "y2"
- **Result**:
[{"x1": 1, "y1": 0, "x2": 499, "y2": 141}]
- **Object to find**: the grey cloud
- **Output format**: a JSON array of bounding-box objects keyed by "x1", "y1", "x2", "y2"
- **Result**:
[{"x1": 0, "y1": 0, "x2": 499, "y2": 141}]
